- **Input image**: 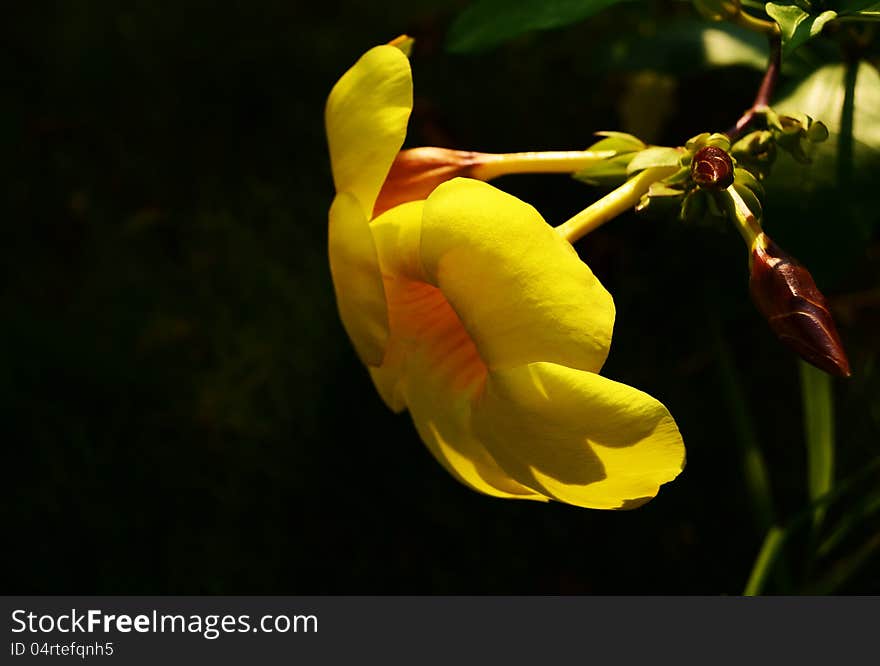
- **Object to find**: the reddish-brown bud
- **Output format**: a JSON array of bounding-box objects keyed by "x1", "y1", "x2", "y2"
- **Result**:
[
  {"x1": 749, "y1": 233, "x2": 851, "y2": 377},
  {"x1": 373, "y1": 147, "x2": 479, "y2": 217},
  {"x1": 691, "y1": 145, "x2": 734, "y2": 190}
]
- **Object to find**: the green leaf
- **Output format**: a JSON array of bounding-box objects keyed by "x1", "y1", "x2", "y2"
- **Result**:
[
  {"x1": 447, "y1": 0, "x2": 630, "y2": 54},
  {"x1": 774, "y1": 61, "x2": 880, "y2": 174},
  {"x1": 799, "y1": 361, "x2": 835, "y2": 532},
  {"x1": 587, "y1": 131, "x2": 646, "y2": 154},
  {"x1": 626, "y1": 146, "x2": 683, "y2": 174},
  {"x1": 586, "y1": 19, "x2": 774, "y2": 75},
  {"x1": 764, "y1": 61, "x2": 880, "y2": 285},
  {"x1": 766, "y1": 3, "x2": 837, "y2": 55},
  {"x1": 744, "y1": 526, "x2": 786, "y2": 595}
]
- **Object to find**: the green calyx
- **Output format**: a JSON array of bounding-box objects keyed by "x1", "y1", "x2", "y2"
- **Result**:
[
  {"x1": 574, "y1": 129, "x2": 767, "y2": 229},
  {"x1": 731, "y1": 107, "x2": 829, "y2": 176},
  {"x1": 634, "y1": 132, "x2": 761, "y2": 226}
]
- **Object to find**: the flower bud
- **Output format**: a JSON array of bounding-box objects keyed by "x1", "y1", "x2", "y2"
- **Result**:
[
  {"x1": 691, "y1": 145, "x2": 734, "y2": 190},
  {"x1": 749, "y1": 233, "x2": 851, "y2": 377},
  {"x1": 373, "y1": 147, "x2": 478, "y2": 217}
]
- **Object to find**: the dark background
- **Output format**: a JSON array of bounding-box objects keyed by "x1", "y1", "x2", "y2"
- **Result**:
[{"x1": 4, "y1": 0, "x2": 878, "y2": 593}]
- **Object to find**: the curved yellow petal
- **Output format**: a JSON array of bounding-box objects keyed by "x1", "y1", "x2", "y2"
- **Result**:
[
  {"x1": 473, "y1": 362, "x2": 685, "y2": 509},
  {"x1": 366, "y1": 200, "x2": 427, "y2": 412},
  {"x1": 420, "y1": 178, "x2": 615, "y2": 375},
  {"x1": 325, "y1": 45, "x2": 413, "y2": 218},
  {"x1": 328, "y1": 193, "x2": 389, "y2": 366},
  {"x1": 368, "y1": 201, "x2": 542, "y2": 499},
  {"x1": 404, "y1": 344, "x2": 546, "y2": 501}
]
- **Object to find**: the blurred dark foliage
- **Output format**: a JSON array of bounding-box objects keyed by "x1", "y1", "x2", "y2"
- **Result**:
[{"x1": 2, "y1": 0, "x2": 878, "y2": 594}]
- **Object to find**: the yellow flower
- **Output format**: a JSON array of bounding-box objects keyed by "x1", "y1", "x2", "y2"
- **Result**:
[{"x1": 326, "y1": 42, "x2": 686, "y2": 509}]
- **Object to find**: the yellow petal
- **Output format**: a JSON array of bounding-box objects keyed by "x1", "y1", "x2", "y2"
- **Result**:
[
  {"x1": 325, "y1": 45, "x2": 413, "y2": 218},
  {"x1": 420, "y1": 178, "x2": 615, "y2": 374},
  {"x1": 328, "y1": 193, "x2": 389, "y2": 366},
  {"x1": 474, "y1": 362, "x2": 685, "y2": 509},
  {"x1": 369, "y1": 201, "x2": 542, "y2": 499},
  {"x1": 365, "y1": 200, "x2": 427, "y2": 411},
  {"x1": 404, "y1": 343, "x2": 546, "y2": 502}
]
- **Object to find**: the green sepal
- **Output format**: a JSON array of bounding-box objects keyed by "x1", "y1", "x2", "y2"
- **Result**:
[
  {"x1": 686, "y1": 132, "x2": 712, "y2": 152},
  {"x1": 731, "y1": 130, "x2": 777, "y2": 177},
  {"x1": 587, "y1": 131, "x2": 647, "y2": 154},
  {"x1": 627, "y1": 146, "x2": 684, "y2": 174},
  {"x1": 807, "y1": 120, "x2": 829, "y2": 143},
  {"x1": 706, "y1": 190, "x2": 726, "y2": 218},
  {"x1": 734, "y1": 167, "x2": 765, "y2": 197},
  {"x1": 664, "y1": 166, "x2": 693, "y2": 186},
  {"x1": 706, "y1": 133, "x2": 732, "y2": 151},
  {"x1": 733, "y1": 181, "x2": 764, "y2": 220},
  {"x1": 574, "y1": 153, "x2": 636, "y2": 187},
  {"x1": 635, "y1": 182, "x2": 686, "y2": 215},
  {"x1": 680, "y1": 188, "x2": 709, "y2": 222},
  {"x1": 683, "y1": 131, "x2": 730, "y2": 152}
]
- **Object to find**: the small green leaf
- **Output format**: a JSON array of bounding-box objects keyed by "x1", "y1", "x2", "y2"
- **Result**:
[
  {"x1": 733, "y1": 182, "x2": 764, "y2": 219},
  {"x1": 447, "y1": 0, "x2": 631, "y2": 54},
  {"x1": 733, "y1": 167, "x2": 765, "y2": 198},
  {"x1": 626, "y1": 146, "x2": 683, "y2": 174},
  {"x1": 766, "y1": 3, "x2": 837, "y2": 55},
  {"x1": 587, "y1": 131, "x2": 646, "y2": 154}
]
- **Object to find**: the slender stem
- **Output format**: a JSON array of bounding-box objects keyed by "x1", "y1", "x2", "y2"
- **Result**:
[
  {"x1": 744, "y1": 526, "x2": 786, "y2": 595},
  {"x1": 471, "y1": 150, "x2": 614, "y2": 180},
  {"x1": 732, "y1": 10, "x2": 780, "y2": 37},
  {"x1": 800, "y1": 361, "x2": 835, "y2": 533},
  {"x1": 723, "y1": 184, "x2": 762, "y2": 247},
  {"x1": 725, "y1": 32, "x2": 782, "y2": 141},
  {"x1": 554, "y1": 166, "x2": 677, "y2": 243}
]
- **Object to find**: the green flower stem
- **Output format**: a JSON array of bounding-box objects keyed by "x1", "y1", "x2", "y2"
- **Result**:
[
  {"x1": 744, "y1": 526, "x2": 786, "y2": 595},
  {"x1": 799, "y1": 360, "x2": 836, "y2": 532},
  {"x1": 554, "y1": 166, "x2": 677, "y2": 243},
  {"x1": 732, "y1": 10, "x2": 780, "y2": 37},
  {"x1": 725, "y1": 32, "x2": 781, "y2": 141},
  {"x1": 724, "y1": 184, "x2": 762, "y2": 248},
  {"x1": 471, "y1": 150, "x2": 615, "y2": 181}
]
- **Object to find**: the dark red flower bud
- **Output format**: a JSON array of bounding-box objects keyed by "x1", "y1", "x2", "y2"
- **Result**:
[
  {"x1": 691, "y1": 145, "x2": 734, "y2": 190},
  {"x1": 749, "y1": 233, "x2": 851, "y2": 377}
]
